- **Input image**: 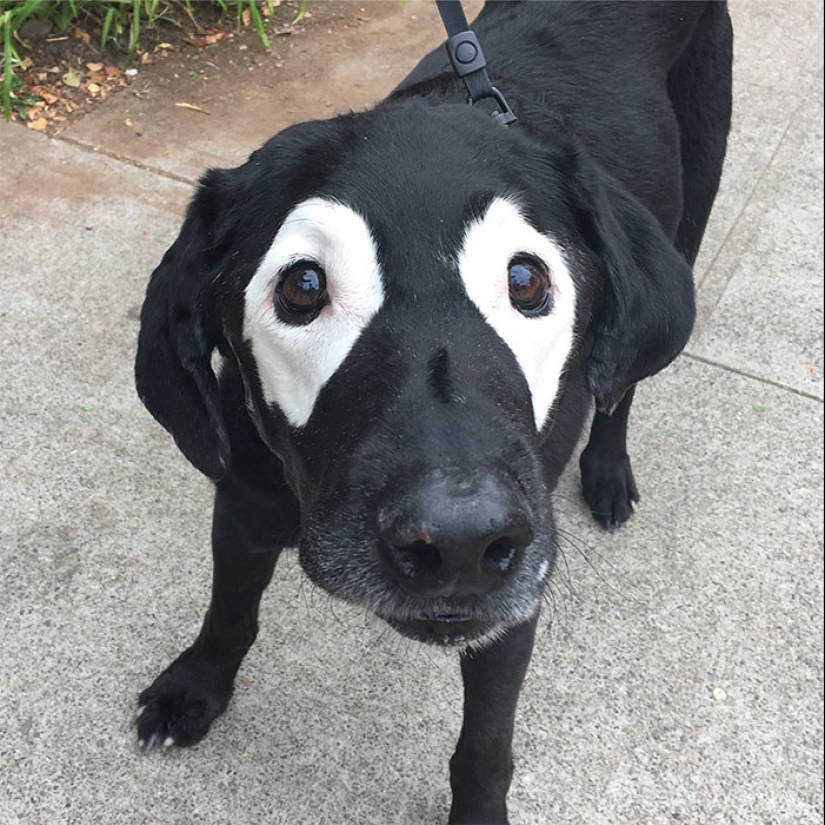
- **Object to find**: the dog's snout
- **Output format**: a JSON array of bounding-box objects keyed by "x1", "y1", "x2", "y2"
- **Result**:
[{"x1": 378, "y1": 473, "x2": 534, "y2": 598}]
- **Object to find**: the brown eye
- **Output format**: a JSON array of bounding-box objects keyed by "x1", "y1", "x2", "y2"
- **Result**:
[
  {"x1": 508, "y1": 255, "x2": 552, "y2": 315},
  {"x1": 276, "y1": 260, "x2": 328, "y2": 324}
]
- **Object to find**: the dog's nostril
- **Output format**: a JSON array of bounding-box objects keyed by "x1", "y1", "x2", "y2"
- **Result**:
[
  {"x1": 482, "y1": 537, "x2": 519, "y2": 575},
  {"x1": 378, "y1": 471, "x2": 534, "y2": 596},
  {"x1": 387, "y1": 540, "x2": 442, "y2": 580}
]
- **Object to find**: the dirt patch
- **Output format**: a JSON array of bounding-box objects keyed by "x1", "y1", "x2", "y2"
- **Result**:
[{"x1": 7, "y1": 0, "x2": 357, "y2": 136}]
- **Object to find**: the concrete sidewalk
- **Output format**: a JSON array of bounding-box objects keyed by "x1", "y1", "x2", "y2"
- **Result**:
[{"x1": 1, "y1": 2, "x2": 822, "y2": 824}]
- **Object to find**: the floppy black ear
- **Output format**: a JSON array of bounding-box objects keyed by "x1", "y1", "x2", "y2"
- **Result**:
[
  {"x1": 135, "y1": 170, "x2": 236, "y2": 481},
  {"x1": 566, "y1": 151, "x2": 696, "y2": 415}
]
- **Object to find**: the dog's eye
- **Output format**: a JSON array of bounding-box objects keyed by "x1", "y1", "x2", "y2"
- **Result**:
[
  {"x1": 508, "y1": 255, "x2": 552, "y2": 316},
  {"x1": 276, "y1": 260, "x2": 328, "y2": 324}
]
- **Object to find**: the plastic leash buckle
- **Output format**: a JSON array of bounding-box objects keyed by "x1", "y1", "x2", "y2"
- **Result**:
[{"x1": 443, "y1": 28, "x2": 517, "y2": 127}]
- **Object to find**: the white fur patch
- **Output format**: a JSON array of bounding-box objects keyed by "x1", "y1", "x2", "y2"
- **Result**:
[
  {"x1": 243, "y1": 198, "x2": 384, "y2": 427},
  {"x1": 456, "y1": 198, "x2": 577, "y2": 431}
]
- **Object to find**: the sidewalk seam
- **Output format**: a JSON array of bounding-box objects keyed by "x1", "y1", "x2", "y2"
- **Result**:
[
  {"x1": 53, "y1": 134, "x2": 198, "y2": 188},
  {"x1": 695, "y1": 80, "x2": 813, "y2": 295},
  {"x1": 682, "y1": 352, "x2": 824, "y2": 403}
]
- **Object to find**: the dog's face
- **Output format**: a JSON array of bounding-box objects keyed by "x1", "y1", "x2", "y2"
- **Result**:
[{"x1": 137, "y1": 103, "x2": 695, "y2": 646}]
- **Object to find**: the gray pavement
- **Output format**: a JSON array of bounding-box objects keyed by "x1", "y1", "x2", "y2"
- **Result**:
[{"x1": 1, "y1": 2, "x2": 822, "y2": 824}]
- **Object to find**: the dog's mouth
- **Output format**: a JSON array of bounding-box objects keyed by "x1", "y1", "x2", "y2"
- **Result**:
[{"x1": 385, "y1": 612, "x2": 498, "y2": 647}]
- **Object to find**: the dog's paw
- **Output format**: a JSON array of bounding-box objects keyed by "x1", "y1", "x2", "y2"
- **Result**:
[
  {"x1": 136, "y1": 652, "x2": 234, "y2": 751},
  {"x1": 579, "y1": 447, "x2": 640, "y2": 529}
]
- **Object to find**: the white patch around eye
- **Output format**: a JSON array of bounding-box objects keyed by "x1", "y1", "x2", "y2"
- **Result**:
[
  {"x1": 243, "y1": 197, "x2": 384, "y2": 427},
  {"x1": 456, "y1": 197, "x2": 577, "y2": 431}
]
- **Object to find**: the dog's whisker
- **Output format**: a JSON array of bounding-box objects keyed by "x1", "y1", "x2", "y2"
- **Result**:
[
  {"x1": 554, "y1": 528, "x2": 647, "y2": 607},
  {"x1": 549, "y1": 490, "x2": 591, "y2": 510},
  {"x1": 551, "y1": 537, "x2": 579, "y2": 601}
]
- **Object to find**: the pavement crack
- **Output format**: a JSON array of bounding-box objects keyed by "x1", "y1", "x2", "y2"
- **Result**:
[
  {"x1": 52, "y1": 134, "x2": 198, "y2": 188},
  {"x1": 682, "y1": 352, "x2": 824, "y2": 403}
]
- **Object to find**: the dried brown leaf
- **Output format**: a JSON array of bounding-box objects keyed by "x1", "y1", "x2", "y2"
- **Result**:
[
  {"x1": 62, "y1": 68, "x2": 81, "y2": 88},
  {"x1": 175, "y1": 101, "x2": 211, "y2": 115},
  {"x1": 186, "y1": 31, "x2": 228, "y2": 48}
]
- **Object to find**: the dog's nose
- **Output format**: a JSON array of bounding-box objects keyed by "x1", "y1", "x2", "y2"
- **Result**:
[{"x1": 378, "y1": 472, "x2": 534, "y2": 597}]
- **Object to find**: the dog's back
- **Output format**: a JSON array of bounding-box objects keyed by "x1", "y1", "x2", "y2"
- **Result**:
[{"x1": 394, "y1": 1, "x2": 732, "y2": 242}]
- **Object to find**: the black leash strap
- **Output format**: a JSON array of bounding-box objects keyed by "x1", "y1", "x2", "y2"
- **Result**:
[{"x1": 435, "y1": 0, "x2": 516, "y2": 127}]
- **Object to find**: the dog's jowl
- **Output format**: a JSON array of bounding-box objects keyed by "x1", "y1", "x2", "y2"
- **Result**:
[{"x1": 134, "y1": 3, "x2": 732, "y2": 822}]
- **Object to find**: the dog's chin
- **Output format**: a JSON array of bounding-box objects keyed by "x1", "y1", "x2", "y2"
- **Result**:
[{"x1": 383, "y1": 613, "x2": 507, "y2": 649}]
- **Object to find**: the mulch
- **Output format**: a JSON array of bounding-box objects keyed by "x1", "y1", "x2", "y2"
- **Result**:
[{"x1": 7, "y1": 1, "x2": 304, "y2": 135}]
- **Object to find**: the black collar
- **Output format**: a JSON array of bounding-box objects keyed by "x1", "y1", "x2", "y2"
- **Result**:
[{"x1": 436, "y1": 0, "x2": 517, "y2": 127}]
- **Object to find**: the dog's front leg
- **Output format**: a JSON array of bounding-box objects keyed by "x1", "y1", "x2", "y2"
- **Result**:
[
  {"x1": 580, "y1": 386, "x2": 640, "y2": 529},
  {"x1": 449, "y1": 614, "x2": 539, "y2": 825},
  {"x1": 136, "y1": 476, "x2": 299, "y2": 750}
]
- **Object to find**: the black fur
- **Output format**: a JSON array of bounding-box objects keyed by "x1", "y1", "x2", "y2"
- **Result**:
[{"x1": 134, "y1": 3, "x2": 732, "y2": 821}]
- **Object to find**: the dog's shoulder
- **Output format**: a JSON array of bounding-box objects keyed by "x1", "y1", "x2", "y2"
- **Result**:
[{"x1": 396, "y1": 1, "x2": 716, "y2": 97}]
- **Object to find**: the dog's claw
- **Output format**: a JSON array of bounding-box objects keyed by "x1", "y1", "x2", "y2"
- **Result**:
[
  {"x1": 139, "y1": 732, "x2": 163, "y2": 752},
  {"x1": 136, "y1": 652, "x2": 234, "y2": 752}
]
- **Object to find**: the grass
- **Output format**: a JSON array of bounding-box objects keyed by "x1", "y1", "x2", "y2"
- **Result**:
[{"x1": 0, "y1": 0, "x2": 307, "y2": 120}]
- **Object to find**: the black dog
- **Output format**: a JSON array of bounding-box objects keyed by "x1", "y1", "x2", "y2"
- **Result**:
[{"x1": 134, "y1": 3, "x2": 732, "y2": 821}]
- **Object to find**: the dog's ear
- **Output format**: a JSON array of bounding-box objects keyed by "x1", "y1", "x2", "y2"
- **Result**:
[
  {"x1": 564, "y1": 149, "x2": 696, "y2": 414},
  {"x1": 135, "y1": 169, "x2": 238, "y2": 481}
]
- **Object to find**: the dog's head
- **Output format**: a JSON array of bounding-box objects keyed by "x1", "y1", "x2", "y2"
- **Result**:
[{"x1": 136, "y1": 103, "x2": 694, "y2": 646}]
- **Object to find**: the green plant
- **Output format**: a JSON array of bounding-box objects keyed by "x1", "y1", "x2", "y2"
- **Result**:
[
  {"x1": 0, "y1": 1, "x2": 294, "y2": 121},
  {"x1": 240, "y1": 0, "x2": 271, "y2": 52},
  {"x1": 1, "y1": 1, "x2": 45, "y2": 120},
  {"x1": 4, "y1": 64, "x2": 42, "y2": 119},
  {"x1": 98, "y1": 1, "x2": 186, "y2": 52},
  {"x1": 291, "y1": 0, "x2": 308, "y2": 26}
]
